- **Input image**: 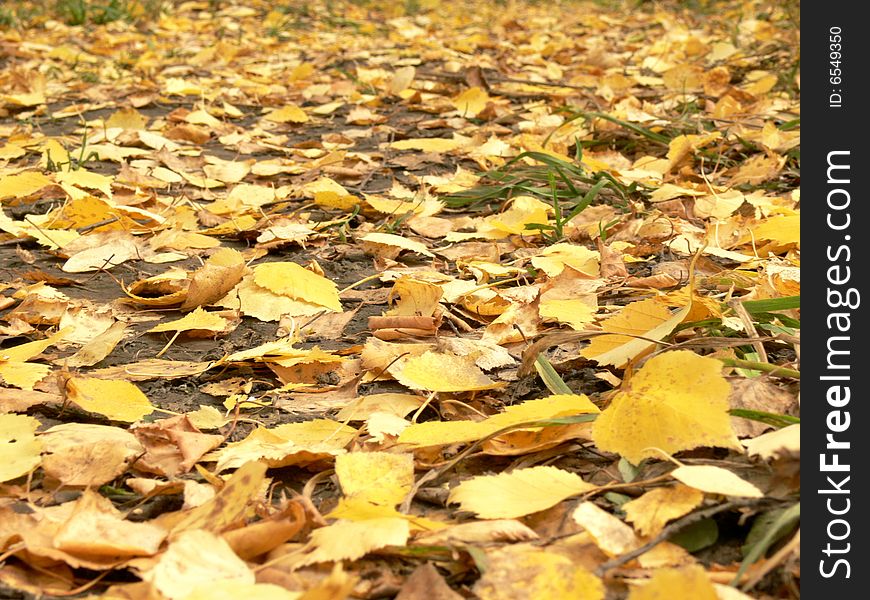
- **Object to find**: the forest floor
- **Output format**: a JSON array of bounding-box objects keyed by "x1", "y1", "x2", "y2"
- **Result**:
[{"x1": 0, "y1": 1, "x2": 800, "y2": 598}]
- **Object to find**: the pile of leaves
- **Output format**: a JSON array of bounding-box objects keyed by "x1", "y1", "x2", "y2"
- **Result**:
[{"x1": 0, "y1": 0, "x2": 799, "y2": 598}]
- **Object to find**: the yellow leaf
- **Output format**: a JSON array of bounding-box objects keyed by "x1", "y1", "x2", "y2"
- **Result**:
[
  {"x1": 64, "y1": 321, "x2": 127, "y2": 368},
  {"x1": 359, "y1": 232, "x2": 435, "y2": 257},
  {"x1": 486, "y1": 195, "x2": 550, "y2": 236},
  {"x1": 0, "y1": 414, "x2": 42, "y2": 483},
  {"x1": 662, "y1": 64, "x2": 703, "y2": 91},
  {"x1": 398, "y1": 394, "x2": 598, "y2": 448},
  {"x1": 592, "y1": 351, "x2": 741, "y2": 464},
  {"x1": 0, "y1": 171, "x2": 54, "y2": 200},
  {"x1": 474, "y1": 546, "x2": 604, "y2": 600},
  {"x1": 164, "y1": 77, "x2": 204, "y2": 96},
  {"x1": 581, "y1": 298, "x2": 690, "y2": 367},
  {"x1": 749, "y1": 214, "x2": 800, "y2": 246},
  {"x1": 0, "y1": 328, "x2": 68, "y2": 390},
  {"x1": 540, "y1": 298, "x2": 598, "y2": 330},
  {"x1": 66, "y1": 377, "x2": 156, "y2": 422},
  {"x1": 448, "y1": 466, "x2": 596, "y2": 519},
  {"x1": 627, "y1": 565, "x2": 717, "y2": 600},
  {"x1": 623, "y1": 484, "x2": 704, "y2": 537},
  {"x1": 390, "y1": 138, "x2": 464, "y2": 152},
  {"x1": 487, "y1": 394, "x2": 599, "y2": 425},
  {"x1": 253, "y1": 262, "x2": 342, "y2": 311},
  {"x1": 670, "y1": 465, "x2": 764, "y2": 498},
  {"x1": 335, "y1": 452, "x2": 415, "y2": 507},
  {"x1": 105, "y1": 107, "x2": 148, "y2": 130},
  {"x1": 572, "y1": 501, "x2": 692, "y2": 568},
  {"x1": 181, "y1": 247, "x2": 246, "y2": 311},
  {"x1": 0, "y1": 361, "x2": 51, "y2": 391},
  {"x1": 390, "y1": 351, "x2": 502, "y2": 392},
  {"x1": 666, "y1": 132, "x2": 721, "y2": 171},
  {"x1": 211, "y1": 420, "x2": 357, "y2": 472},
  {"x1": 142, "y1": 529, "x2": 254, "y2": 600},
  {"x1": 186, "y1": 405, "x2": 229, "y2": 430},
  {"x1": 54, "y1": 169, "x2": 114, "y2": 198},
  {"x1": 335, "y1": 393, "x2": 424, "y2": 421},
  {"x1": 531, "y1": 243, "x2": 600, "y2": 277},
  {"x1": 298, "y1": 518, "x2": 410, "y2": 566},
  {"x1": 183, "y1": 582, "x2": 302, "y2": 600},
  {"x1": 387, "y1": 277, "x2": 443, "y2": 317},
  {"x1": 452, "y1": 86, "x2": 490, "y2": 117},
  {"x1": 148, "y1": 307, "x2": 230, "y2": 334},
  {"x1": 264, "y1": 104, "x2": 309, "y2": 123}
]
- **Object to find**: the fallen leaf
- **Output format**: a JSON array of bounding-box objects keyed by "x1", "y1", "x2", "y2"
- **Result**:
[
  {"x1": 473, "y1": 545, "x2": 605, "y2": 600},
  {"x1": 253, "y1": 262, "x2": 342, "y2": 311},
  {"x1": 627, "y1": 564, "x2": 717, "y2": 600},
  {"x1": 592, "y1": 351, "x2": 741, "y2": 464},
  {"x1": 65, "y1": 376, "x2": 156, "y2": 422},
  {"x1": 0, "y1": 414, "x2": 42, "y2": 483},
  {"x1": 40, "y1": 423, "x2": 144, "y2": 487},
  {"x1": 622, "y1": 484, "x2": 704, "y2": 537},
  {"x1": 670, "y1": 465, "x2": 764, "y2": 498},
  {"x1": 141, "y1": 529, "x2": 254, "y2": 600},
  {"x1": 448, "y1": 466, "x2": 596, "y2": 519},
  {"x1": 581, "y1": 298, "x2": 690, "y2": 367}
]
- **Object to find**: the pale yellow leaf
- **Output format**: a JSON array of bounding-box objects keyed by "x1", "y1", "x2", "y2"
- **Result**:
[
  {"x1": 743, "y1": 423, "x2": 800, "y2": 460},
  {"x1": 448, "y1": 466, "x2": 596, "y2": 519},
  {"x1": 64, "y1": 321, "x2": 127, "y2": 368},
  {"x1": 40, "y1": 423, "x2": 144, "y2": 487},
  {"x1": 389, "y1": 66, "x2": 416, "y2": 95},
  {"x1": 186, "y1": 405, "x2": 229, "y2": 430},
  {"x1": 335, "y1": 393, "x2": 423, "y2": 422},
  {"x1": 211, "y1": 420, "x2": 356, "y2": 472},
  {"x1": 142, "y1": 529, "x2": 254, "y2": 600},
  {"x1": 0, "y1": 414, "x2": 42, "y2": 482},
  {"x1": 539, "y1": 298, "x2": 598, "y2": 330},
  {"x1": 0, "y1": 361, "x2": 51, "y2": 391},
  {"x1": 53, "y1": 489, "x2": 167, "y2": 558},
  {"x1": 359, "y1": 232, "x2": 435, "y2": 257},
  {"x1": 592, "y1": 351, "x2": 741, "y2": 464},
  {"x1": 183, "y1": 582, "x2": 301, "y2": 600},
  {"x1": 486, "y1": 394, "x2": 599, "y2": 426},
  {"x1": 390, "y1": 138, "x2": 464, "y2": 152},
  {"x1": 670, "y1": 465, "x2": 763, "y2": 498}
]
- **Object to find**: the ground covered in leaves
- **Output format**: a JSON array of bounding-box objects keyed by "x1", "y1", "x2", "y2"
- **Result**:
[{"x1": 0, "y1": 1, "x2": 800, "y2": 598}]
